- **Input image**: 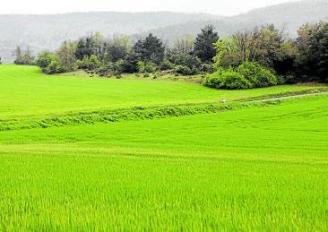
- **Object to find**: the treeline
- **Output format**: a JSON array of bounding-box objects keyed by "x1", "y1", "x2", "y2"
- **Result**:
[
  {"x1": 204, "y1": 22, "x2": 328, "y2": 89},
  {"x1": 14, "y1": 21, "x2": 328, "y2": 89}
]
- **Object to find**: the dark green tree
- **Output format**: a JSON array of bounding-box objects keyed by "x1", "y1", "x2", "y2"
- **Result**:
[
  {"x1": 104, "y1": 36, "x2": 131, "y2": 62},
  {"x1": 134, "y1": 34, "x2": 165, "y2": 65},
  {"x1": 296, "y1": 21, "x2": 328, "y2": 82},
  {"x1": 194, "y1": 25, "x2": 219, "y2": 63},
  {"x1": 75, "y1": 33, "x2": 103, "y2": 60}
]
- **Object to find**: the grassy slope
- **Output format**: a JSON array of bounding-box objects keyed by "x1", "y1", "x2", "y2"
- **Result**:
[
  {"x1": 0, "y1": 95, "x2": 327, "y2": 230},
  {"x1": 0, "y1": 65, "x2": 325, "y2": 120}
]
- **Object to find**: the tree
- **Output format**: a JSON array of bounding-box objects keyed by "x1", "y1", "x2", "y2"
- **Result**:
[
  {"x1": 170, "y1": 36, "x2": 194, "y2": 55},
  {"x1": 14, "y1": 46, "x2": 34, "y2": 65},
  {"x1": 36, "y1": 51, "x2": 59, "y2": 68},
  {"x1": 104, "y1": 36, "x2": 131, "y2": 62},
  {"x1": 75, "y1": 33, "x2": 103, "y2": 60},
  {"x1": 213, "y1": 37, "x2": 241, "y2": 69},
  {"x1": 194, "y1": 25, "x2": 219, "y2": 63},
  {"x1": 213, "y1": 25, "x2": 296, "y2": 78},
  {"x1": 57, "y1": 41, "x2": 77, "y2": 72},
  {"x1": 296, "y1": 21, "x2": 328, "y2": 82},
  {"x1": 121, "y1": 51, "x2": 139, "y2": 73},
  {"x1": 77, "y1": 55, "x2": 101, "y2": 71},
  {"x1": 134, "y1": 34, "x2": 165, "y2": 65}
]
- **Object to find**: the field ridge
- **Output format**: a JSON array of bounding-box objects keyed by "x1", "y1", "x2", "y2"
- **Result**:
[{"x1": 2, "y1": 90, "x2": 327, "y2": 132}]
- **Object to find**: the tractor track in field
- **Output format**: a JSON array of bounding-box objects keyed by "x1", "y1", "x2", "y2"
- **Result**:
[
  {"x1": 1, "y1": 89, "x2": 328, "y2": 132},
  {"x1": 234, "y1": 89, "x2": 328, "y2": 103}
]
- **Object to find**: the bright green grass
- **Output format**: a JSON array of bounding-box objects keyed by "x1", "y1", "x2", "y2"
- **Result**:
[
  {"x1": 0, "y1": 95, "x2": 327, "y2": 230},
  {"x1": 0, "y1": 65, "x2": 325, "y2": 120}
]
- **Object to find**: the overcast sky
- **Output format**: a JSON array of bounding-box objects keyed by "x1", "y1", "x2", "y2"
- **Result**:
[{"x1": 1, "y1": 0, "x2": 298, "y2": 16}]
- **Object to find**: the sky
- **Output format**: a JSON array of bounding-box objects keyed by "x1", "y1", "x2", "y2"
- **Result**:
[{"x1": 0, "y1": 0, "x2": 298, "y2": 16}]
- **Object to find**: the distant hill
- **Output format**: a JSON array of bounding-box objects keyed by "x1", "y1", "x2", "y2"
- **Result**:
[
  {"x1": 0, "y1": 12, "x2": 217, "y2": 62},
  {"x1": 146, "y1": 0, "x2": 328, "y2": 42},
  {"x1": 0, "y1": 0, "x2": 327, "y2": 62}
]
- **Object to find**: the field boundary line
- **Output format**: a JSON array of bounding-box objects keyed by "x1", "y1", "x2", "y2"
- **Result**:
[{"x1": 1, "y1": 90, "x2": 328, "y2": 131}]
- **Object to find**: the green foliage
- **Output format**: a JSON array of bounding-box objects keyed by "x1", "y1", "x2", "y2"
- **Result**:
[
  {"x1": 43, "y1": 60, "x2": 64, "y2": 74},
  {"x1": 204, "y1": 69, "x2": 252, "y2": 89},
  {"x1": 213, "y1": 25, "x2": 297, "y2": 80},
  {"x1": 137, "y1": 61, "x2": 157, "y2": 73},
  {"x1": 134, "y1": 34, "x2": 165, "y2": 65},
  {"x1": 77, "y1": 55, "x2": 102, "y2": 71},
  {"x1": 36, "y1": 51, "x2": 58, "y2": 69},
  {"x1": 295, "y1": 21, "x2": 328, "y2": 82},
  {"x1": 103, "y1": 36, "x2": 131, "y2": 62},
  {"x1": 75, "y1": 33, "x2": 103, "y2": 60},
  {"x1": 32, "y1": 22, "x2": 327, "y2": 85},
  {"x1": 237, "y1": 62, "x2": 278, "y2": 88},
  {"x1": 200, "y1": 63, "x2": 214, "y2": 73},
  {"x1": 121, "y1": 52, "x2": 139, "y2": 73},
  {"x1": 205, "y1": 62, "x2": 278, "y2": 89},
  {"x1": 167, "y1": 53, "x2": 202, "y2": 75},
  {"x1": 159, "y1": 59, "x2": 174, "y2": 71},
  {"x1": 57, "y1": 41, "x2": 77, "y2": 72},
  {"x1": 194, "y1": 25, "x2": 219, "y2": 62},
  {"x1": 174, "y1": 65, "x2": 193, "y2": 76}
]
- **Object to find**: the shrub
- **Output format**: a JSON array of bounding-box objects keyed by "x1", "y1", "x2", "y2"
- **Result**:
[
  {"x1": 121, "y1": 52, "x2": 139, "y2": 73},
  {"x1": 95, "y1": 66, "x2": 111, "y2": 77},
  {"x1": 36, "y1": 51, "x2": 58, "y2": 69},
  {"x1": 174, "y1": 65, "x2": 193, "y2": 75},
  {"x1": 43, "y1": 60, "x2": 64, "y2": 74},
  {"x1": 137, "y1": 61, "x2": 157, "y2": 73},
  {"x1": 200, "y1": 63, "x2": 214, "y2": 73},
  {"x1": 77, "y1": 55, "x2": 102, "y2": 71},
  {"x1": 168, "y1": 53, "x2": 201, "y2": 75},
  {"x1": 236, "y1": 62, "x2": 278, "y2": 87},
  {"x1": 204, "y1": 69, "x2": 252, "y2": 89},
  {"x1": 160, "y1": 60, "x2": 174, "y2": 71}
]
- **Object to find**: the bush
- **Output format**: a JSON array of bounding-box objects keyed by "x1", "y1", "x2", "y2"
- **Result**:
[
  {"x1": 77, "y1": 55, "x2": 102, "y2": 71},
  {"x1": 121, "y1": 52, "x2": 139, "y2": 73},
  {"x1": 43, "y1": 60, "x2": 64, "y2": 74},
  {"x1": 168, "y1": 53, "x2": 201, "y2": 75},
  {"x1": 160, "y1": 60, "x2": 174, "y2": 71},
  {"x1": 200, "y1": 63, "x2": 214, "y2": 73},
  {"x1": 204, "y1": 69, "x2": 252, "y2": 89},
  {"x1": 36, "y1": 51, "x2": 58, "y2": 68},
  {"x1": 137, "y1": 61, "x2": 157, "y2": 73},
  {"x1": 175, "y1": 65, "x2": 194, "y2": 76},
  {"x1": 236, "y1": 62, "x2": 278, "y2": 88}
]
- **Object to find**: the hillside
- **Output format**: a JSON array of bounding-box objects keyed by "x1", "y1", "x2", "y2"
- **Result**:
[
  {"x1": 0, "y1": 0, "x2": 327, "y2": 61},
  {"x1": 0, "y1": 12, "x2": 217, "y2": 62},
  {"x1": 148, "y1": 0, "x2": 328, "y2": 41}
]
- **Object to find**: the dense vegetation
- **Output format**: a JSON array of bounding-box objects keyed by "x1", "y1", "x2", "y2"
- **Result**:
[{"x1": 8, "y1": 21, "x2": 324, "y2": 89}]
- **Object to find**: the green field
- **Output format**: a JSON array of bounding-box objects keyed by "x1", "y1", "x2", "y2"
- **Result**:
[
  {"x1": 0, "y1": 65, "x2": 324, "y2": 120},
  {"x1": 0, "y1": 65, "x2": 327, "y2": 230}
]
